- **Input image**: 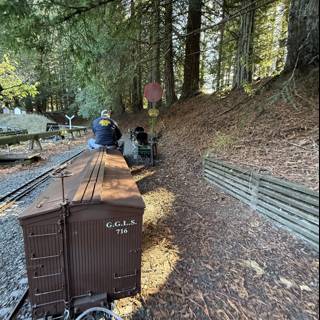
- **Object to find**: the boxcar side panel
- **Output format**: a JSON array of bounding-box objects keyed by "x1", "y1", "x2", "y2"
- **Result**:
[
  {"x1": 22, "y1": 213, "x2": 67, "y2": 317},
  {"x1": 68, "y1": 204, "x2": 143, "y2": 306}
]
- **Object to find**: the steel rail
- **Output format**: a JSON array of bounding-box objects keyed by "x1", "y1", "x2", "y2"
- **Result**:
[
  {"x1": 4, "y1": 149, "x2": 86, "y2": 319},
  {"x1": 6, "y1": 288, "x2": 29, "y2": 320}
]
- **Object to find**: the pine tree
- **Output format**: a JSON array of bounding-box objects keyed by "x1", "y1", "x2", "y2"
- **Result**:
[
  {"x1": 181, "y1": 0, "x2": 203, "y2": 99},
  {"x1": 233, "y1": 0, "x2": 256, "y2": 88},
  {"x1": 164, "y1": 0, "x2": 177, "y2": 107},
  {"x1": 285, "y1": 0, "x2": 319, "y2": 70}
]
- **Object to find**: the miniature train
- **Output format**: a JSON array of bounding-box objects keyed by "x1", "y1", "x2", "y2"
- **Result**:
[
  {"x1": 129, "y1": 127, "x2": 158, "y2": 166},
  {"x1": 19, "y1": 149, "x2": 145, "y2": 319}
]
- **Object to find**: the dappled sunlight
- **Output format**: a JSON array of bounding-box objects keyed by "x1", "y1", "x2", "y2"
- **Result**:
[
  {"x1": 139, "y1": 185, "x2": 180, "y2": 291},
  {"x1": 132, "y1": 169, "x2": 155, "y2": 182},
  {"x1": 140, "y1": 185, "x2": 179, "y2": 296},
  {"x1": 116, "y1": 175, "x2": 180, "y2": 319},
  {"x1": 117, "y1": 224, "x2": 180, "y2": 319},
  {"x1": 141, "y1": 224, "x2": 180, "y2": 297},
  {"x1": 143, "y1": 187, "x2": 176, "y2": 224}
]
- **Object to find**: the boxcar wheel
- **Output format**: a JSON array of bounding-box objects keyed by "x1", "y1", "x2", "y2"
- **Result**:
[
  {"x1": 80, "y1": 313, "x2": 109, "y2": 320},
  {"x1": 75, "y1": 307, "x2": 122, "y2": 320},
  {"x1": 82, "y1": 315, "x2": 95, "y2": 320}
]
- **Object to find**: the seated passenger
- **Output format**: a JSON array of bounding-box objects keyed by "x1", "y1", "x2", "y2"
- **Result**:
[
  {"x1": 136, "y1": 132, "x2": 149, "y2": 146},
  {"x1": 134, "y1": 126, "x2": 145, "y2": 136},
  {"x1": 88, "y1": 109, "x2": 122, "y2": 150}
]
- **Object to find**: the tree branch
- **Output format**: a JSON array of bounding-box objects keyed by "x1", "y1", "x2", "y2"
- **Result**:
[
  {"x1": 57, "y1": 0, "x2": 117, "y2": 23},
  {"x1": 1, "y1": 82, "x2": 25, "y2": 92}
]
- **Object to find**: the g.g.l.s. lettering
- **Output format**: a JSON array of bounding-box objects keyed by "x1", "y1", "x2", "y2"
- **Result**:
[
  {"x1": 106, "y1": 219, "x2": 137, "y2": 235},
  {"x1": 106, "y1": 220, "x2": 137, "y2": 229}
]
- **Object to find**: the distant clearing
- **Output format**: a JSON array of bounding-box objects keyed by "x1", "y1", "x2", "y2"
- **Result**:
[{"x1": 0, "y1": 114, "x2": 54, "y2": 133}]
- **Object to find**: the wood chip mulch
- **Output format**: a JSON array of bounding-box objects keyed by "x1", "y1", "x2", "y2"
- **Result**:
[
  {"x1": 117, "y1": 75, "x2": 319, "y2": 319},
  {"x1": 117, "y1": 134, "x2": 319, "y2": 320}
]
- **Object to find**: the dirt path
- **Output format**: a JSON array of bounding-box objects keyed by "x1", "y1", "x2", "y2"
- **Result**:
[{"x1": 118, "y1": 135, "x2": 319, "y2": 320}]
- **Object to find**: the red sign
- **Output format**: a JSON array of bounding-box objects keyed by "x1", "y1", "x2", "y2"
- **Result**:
[{"x1": 144, "y1": 82, "x2": 163, "y2": 103}]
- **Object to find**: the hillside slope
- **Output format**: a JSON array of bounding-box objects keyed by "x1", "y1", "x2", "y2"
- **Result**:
[
  {"x1": 156, "y1": 70, "x2": 319, "y2": 191},
  {"x1": 117, "y1": 71, "x2": 319, "y2": 319}
]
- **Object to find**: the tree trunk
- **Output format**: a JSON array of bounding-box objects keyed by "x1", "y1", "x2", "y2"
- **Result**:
[
  {"x1": 151, "y1": 0, "x2": 161, "y2": 83},
  {"x1": 216, "y1": 0, "x2": 226, "y2": 91},
  {"x1": 181, "y1": 0, "x2": 203, "y2": 99},
  {"x1": 276, "y1": 0, "x2": 290, "y2": 72},
  {"x1": 150, "y1": 0, "x2": 161, "y2": 107},
  {"x1": 114, "y1": 94, "x2": 125, "y2": 115},
  {"x1": 285, "y1": 0, "x2": 319, "y2": 70},
  {"x1": 131, "y1": 0, "x2": 143, "y2": 111},
  {"x1": 138, "y1": 13, "x2": 143, "y2": 108},
  {"x1": 50, "y1": 95, "x2": 54, "y2": 111},
  {"x1": 226, "y1": 53, "x2": 233, "y2": 88},
  {"x1": 164, "y1": 0, "x2": 177, "y2": 107},
  {"x1": 233, "y1": 0, "x2": 256, "y2": 88},
  {"x1": 200, "y1": 40, "x2": 206, "y2": 89}
]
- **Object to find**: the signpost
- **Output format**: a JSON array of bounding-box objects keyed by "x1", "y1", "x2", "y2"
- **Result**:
[
  {"x1": 65, "y1": 115, "x2": 75, "y2": 130},
  {"x1": 144, "y1": 82, "x2": 163, "y2": 135},
  {"x1": 144, "y1": 82, "x2": 163, "y2": 104}
]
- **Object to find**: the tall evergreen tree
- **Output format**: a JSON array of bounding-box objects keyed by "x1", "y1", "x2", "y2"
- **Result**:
[
  {"x1": 285, "y1": 0, "x2": 319, "y2": 70},
  {"x1": 216, "y1": 0, "x2": 226, "y2": 91},
  {"x1": 151, "y1": 0, "x2": 161, "y2": 84},
  {"x1": 181, "y1": 0, "x2": 203, "y2": 99},
  {"x1": 233, "y1": 0, "x2": 256, "y2": 88},
  {"x1": 164, "y1": 0, "x2": 177, "y2": 106},
  {"x1": 131, "y1": 0, "x2": 143, "y2": 111}
]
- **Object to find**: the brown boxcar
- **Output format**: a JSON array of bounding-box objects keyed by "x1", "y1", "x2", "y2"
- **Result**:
[{"x1": 19, "y1": 149, "x2": 145, "y2": 319}]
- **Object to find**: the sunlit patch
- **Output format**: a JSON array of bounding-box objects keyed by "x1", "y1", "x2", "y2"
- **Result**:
[
  {"x1": 116, "y1": 185, "x2": 180, "y2": 319},
  {"x1": 0, "y1": 200, "x2": 17, "y2": 215},
  {"x1": 141, "y1": 226, "x2": 180, "y2": 296},
  {"x1": 132, "y1": 169, "x2": 155, "y2": 183},
  {"x1": 143, "y1": 187, "x2": 176, "y2": 223}
]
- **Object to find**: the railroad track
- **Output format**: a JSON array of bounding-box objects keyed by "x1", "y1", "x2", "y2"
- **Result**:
[
  {"x1": 1, "y1": 149, "x2": 85, "y2": 320},
  {"x1": 5, "y1": 289, "x2": 29, "y2": 320},
  {"x1": 0, "y1": 149, "x2": 85, "y2": 213}
]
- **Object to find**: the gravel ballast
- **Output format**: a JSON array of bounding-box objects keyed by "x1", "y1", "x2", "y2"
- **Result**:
[
  {"x1": 0, "y1": 146, "x2": 85, "y2": 320},
  {"x1": 0, "y1": 146, "x2": 84, "y2": 197}
]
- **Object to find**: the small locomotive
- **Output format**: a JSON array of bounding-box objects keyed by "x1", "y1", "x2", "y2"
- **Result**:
[{"x1": 129, "y1": 127, "x2": 158, "y2": 167}]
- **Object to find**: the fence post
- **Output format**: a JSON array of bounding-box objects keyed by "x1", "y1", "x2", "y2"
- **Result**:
[
  {"x1": 203, "y1": 157, "x2": 319, "y2": 250},
  {"x1": 250, "y1": 172, "x2": 261, "y2": 210}
]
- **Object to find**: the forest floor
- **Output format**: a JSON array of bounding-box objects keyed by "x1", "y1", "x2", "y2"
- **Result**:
[{"x1": 117, "y1": 70, "x2": 319, "y2": 319}]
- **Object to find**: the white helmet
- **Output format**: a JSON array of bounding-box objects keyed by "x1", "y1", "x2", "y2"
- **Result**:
[{"x1": 101, "y1": 109, "x2": 111, "y2": 118}]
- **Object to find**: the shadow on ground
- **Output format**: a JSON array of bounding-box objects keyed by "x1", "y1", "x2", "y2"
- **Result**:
[{"x1": 117, "y1": 158, "x2": 319, "y2": 320}]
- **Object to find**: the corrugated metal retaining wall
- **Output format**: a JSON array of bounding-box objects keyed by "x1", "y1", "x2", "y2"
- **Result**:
[{"x1": 203, "y1": 157, "x2": 319, "y2": 250}]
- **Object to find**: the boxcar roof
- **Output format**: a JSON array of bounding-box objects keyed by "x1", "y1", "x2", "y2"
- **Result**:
[{"x1": 20, "y1": 149, "x2": 145, "y2": 219}]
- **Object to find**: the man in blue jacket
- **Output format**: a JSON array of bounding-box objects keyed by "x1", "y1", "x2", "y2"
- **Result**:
[{"x1": 88, "y1": 109, "x2": 122, "y2": 150}]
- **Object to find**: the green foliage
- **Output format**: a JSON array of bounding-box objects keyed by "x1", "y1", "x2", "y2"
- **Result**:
[
  {"x1": 73, "y1": 83, "x2": 109, "y2": 120},
  {"x1": 0, "y1": 0, "x2": 141, "y2": 113},
  {"x1": 243, "y1": 82, "x2": 255, "y2": 96},
  {"x1": 212, "y1": 0, "x2": 290, "y2": 90},
  {"x1": 254, "y1": 0, "x2": 289, "y2": 78},
  {"x1": 0, "y1": 0, "x2": 293, "y2": 114},
  {"x1": 0, "y1": 54, "x2": 38, "y2": 102}
]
